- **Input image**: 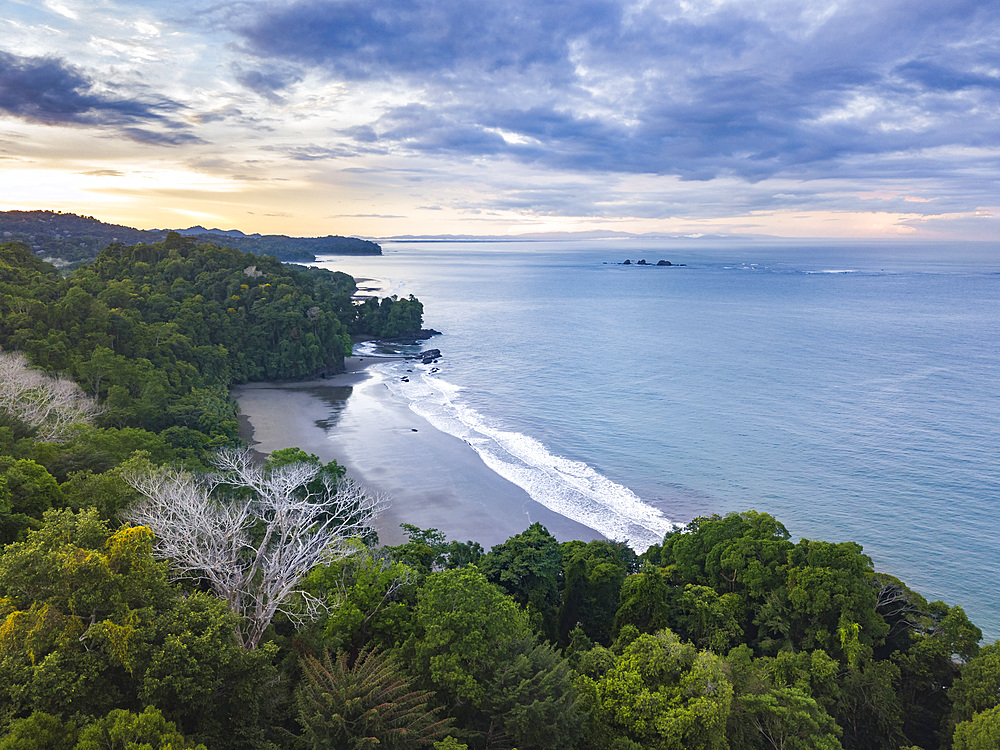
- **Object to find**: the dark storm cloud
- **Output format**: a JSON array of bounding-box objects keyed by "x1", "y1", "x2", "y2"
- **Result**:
[
  {"x1": 232, "y1": 0, "x2": 1000, "y2": 191},
  {"x1": 0, "y1": 51, "x2": 196, "y2": 142}
]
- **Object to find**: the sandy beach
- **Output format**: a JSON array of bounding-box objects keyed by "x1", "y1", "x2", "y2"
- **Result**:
[{"x1": 232, "y1": 357, "x2": 604, "y2": 548}]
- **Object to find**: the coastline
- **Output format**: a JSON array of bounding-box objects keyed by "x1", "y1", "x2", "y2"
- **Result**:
[{"x1": 233, "y1": 356, "x2": 605, "y2": 548}]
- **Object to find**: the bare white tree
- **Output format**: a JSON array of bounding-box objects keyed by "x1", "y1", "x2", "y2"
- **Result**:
[
  {"x1": 0, "y1": 350, "x2": 101, "y2": 442},
  {"x1": 123, "y1": 447, "x2": 388, "y2": 649}
]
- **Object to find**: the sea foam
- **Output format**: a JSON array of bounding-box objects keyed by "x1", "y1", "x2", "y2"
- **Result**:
[{"x1": 373, "y1": 359, "x2": 677, "y2": 550}]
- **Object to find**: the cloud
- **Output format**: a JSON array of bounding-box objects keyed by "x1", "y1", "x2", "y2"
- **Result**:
[
  {"x1": 895, "y1": 58, "x2": 1000, "y2": 93},
  {"x1": 194, "y1": 105, "x2": 245, "y2": 124},
  {"x1": 0, "y1": 50, "x2": 196, "y2": 143},
  {"x1": 118, "y1": 127, "x2": 203, "y2": 146},
  {"x1": 231, "y1": 0, "x2": 1000, "y2": 189},
  {"x1": 235, "y1": 0, "x2": 606, "y2": 81},
  {"x1": 327, "y1": 213, "x2": 407, "y2": 218},
  {"x1": 261, "y1": 143, "x2": 362, "y2": 160},
  {"x1": 232, "y1": 63, "x2": 304, "y2": 102},
  {"x1": 3, "y1": 0, "x2": 997, "y2": 236}
]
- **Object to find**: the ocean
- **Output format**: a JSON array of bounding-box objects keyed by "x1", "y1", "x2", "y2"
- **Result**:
[{"x1": 314, "y1": 240, "x2": 1000, "y2": 640}]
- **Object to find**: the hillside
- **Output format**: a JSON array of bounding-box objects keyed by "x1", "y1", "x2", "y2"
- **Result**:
[{"x1": 0, "y1": 210, "x2": 381, "y2": 265}]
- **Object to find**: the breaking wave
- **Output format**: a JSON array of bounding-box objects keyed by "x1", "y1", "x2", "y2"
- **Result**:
[{"x1": 372, "y1": 359, "x2": 676, "y2": 550}]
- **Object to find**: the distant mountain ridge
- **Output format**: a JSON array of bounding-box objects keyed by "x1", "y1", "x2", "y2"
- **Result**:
[
  {"x1": 0, "y1": 210, "x2": 381, "y2": 265},
  {"x1": 175, "y1": 226, "x2": 260, "y2": 238}
]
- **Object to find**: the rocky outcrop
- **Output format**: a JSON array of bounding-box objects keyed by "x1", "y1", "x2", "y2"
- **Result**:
[
  {"x1": 620, "y1": 259, "x2": 686, "y2": 267},
  {"x1": 378, "y1": 329, "x2": 443, "y2": 345}
]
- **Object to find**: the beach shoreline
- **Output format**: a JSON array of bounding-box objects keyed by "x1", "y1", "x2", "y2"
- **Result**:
[
  {"x1": 233, "y1": 356, "x2": 605, "y2": 548},
  {"x1": 235, "y1": 355, "x2": 396, "y2": 455}
]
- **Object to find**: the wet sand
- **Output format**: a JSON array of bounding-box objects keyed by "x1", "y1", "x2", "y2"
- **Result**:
[{"x1": 232, "y1": 357, "x2": 604, "y2": 548}]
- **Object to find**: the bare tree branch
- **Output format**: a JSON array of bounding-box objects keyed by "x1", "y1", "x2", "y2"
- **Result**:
[
  {"x1": 0, "y1": 350, "x2": 101, "y2": 442},
  {"x1": 872, "y1": 573, "x2": 928, "y2": 636},
  {"x1": 123, "y1": 448, "x2": 388, "y2": 649}
]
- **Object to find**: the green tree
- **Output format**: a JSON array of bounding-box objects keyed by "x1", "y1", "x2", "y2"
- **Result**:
[
  {"x1": 403, "y1": 567, "x2": 582, "y2": 749},
  {"x1": 58, "y1": 465, "x2": 139, "y2": 521},
  {"x1": 480, "y1": 523, "x2": 562, "y2": 641},
  {"x1": 559, "y1": 540, "x2": 636, "y2": 645},
  {"x1": 674, "y1": 584, "x2": 744, "y2": 653},
  {"x1": 739, "y1": 686, "x2": 842, "y2": 750},
  {"x1": 782, "y1": 539, "x2": 889, "y2": 661},
  {"x1": 303, "y1": 543, "x2": 418, "y2": 655},
  {"x1": 404, "y1": 567, "x2": 532, "y2": 709},
  {"x1": 74, "y1": 706, "x2": 206, "y2": 750},
  {"x1": 28, "y1": 424, "x2": 180, "y2": 480},
  {"x1": 578, "y1": 629, "x2": 733, "y2": 750},
  {"x1": 724, "y1": 644, "x2": 845, "y2": 750},
  {"x1": 653, "y1": 511, "x2": 794, "y2": 650},
  {"x1": 0, "y1": 711, "x2": 78, "y2": 750},
  {"x1": 134, "y1": 593, "x2": 279, "y2": 750},
  {"x1": 946, "y1": 644, "x2": 1000, "y2": 743},
  {"x1": 0, "y1": 510, "x2": 169, "y2": 721},
  {"x1": 489, "y1": 637, "x2": 584, "y2": 750},
  {"x1": 387, "y1": 524, "x2": 484, "y2": 578},
  {"x1": 0, "y1": 457, "x2": 63, "y2": 542},
  {"x1": 832, "y1": 661, "x2": 904, "y2": 750},
  {"x1": 613, "y1": 564, "x2": 674, "y2": 636},
  {"x1": 0, "y1": 509, "x2": 277, "y2": 750},
  {"x1": 658, "y1": 511, "x2": 792, "y2": 593},
  {"x1": 892, "y1": 601, "x2": 981, "y2": 748},
  {"x1": 953, "y1": 704, "x2": 1000, "y2": 750}
]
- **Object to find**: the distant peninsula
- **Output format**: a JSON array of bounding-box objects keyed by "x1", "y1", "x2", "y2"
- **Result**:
[{"x1": 0, "y1": 210, "x2": 381, "y2": 265}]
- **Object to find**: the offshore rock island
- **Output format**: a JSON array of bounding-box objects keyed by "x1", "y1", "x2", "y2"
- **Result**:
[{"x1": 620, "y1": 258, "x2": 687, "y2": 265}]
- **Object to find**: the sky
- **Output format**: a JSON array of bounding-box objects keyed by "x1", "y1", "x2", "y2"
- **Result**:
[{"x1": 1, "y1": 0, "x2": 999, "y2": 240}]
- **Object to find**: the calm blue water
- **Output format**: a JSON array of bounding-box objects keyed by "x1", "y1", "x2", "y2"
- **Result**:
[{"x1": 316, "y1": 240, "x2": 1000, "y2": 640}]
